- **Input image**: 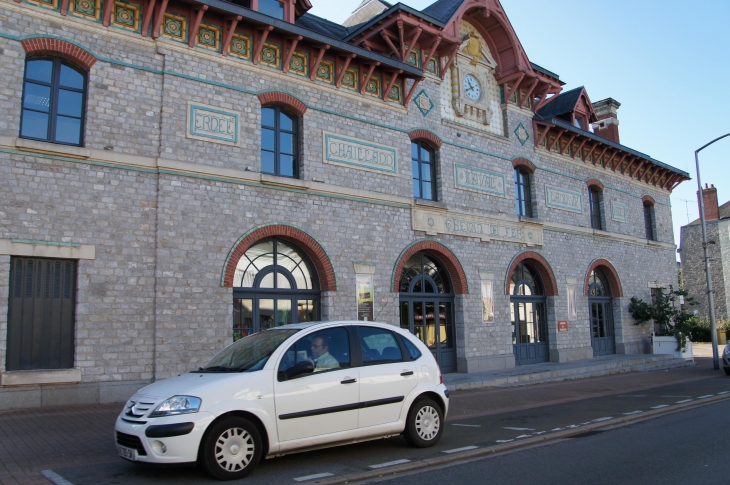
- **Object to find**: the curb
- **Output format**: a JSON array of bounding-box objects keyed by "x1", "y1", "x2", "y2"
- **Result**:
[{"x1": 306, "y1": 393, "x2": 730, "y2": 485}]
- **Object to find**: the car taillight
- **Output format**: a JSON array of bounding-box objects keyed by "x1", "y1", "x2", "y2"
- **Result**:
[{"x1": 439, "y1": 374, "x2": 443, "y2": 384}]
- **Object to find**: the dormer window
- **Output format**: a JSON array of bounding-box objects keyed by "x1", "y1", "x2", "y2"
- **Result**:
[
  {"x1": 574, "y1": 116, "x2": 583, "y2": 129},
  {"x1": 259, "y1": 0, "x2": 284, "y2": 19}
]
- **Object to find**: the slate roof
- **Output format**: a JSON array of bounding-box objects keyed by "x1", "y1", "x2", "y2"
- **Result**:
[
  {"x1": 689, "y1": 199, "x2": 730, "y2": 225},
  {"x1": 296, "y1": 13, "x2": 349, "y2": 39},
  {"x1": 534, "y1": 86, "x2": 584, "y2": 121},
  {"x1": 422, "y1": 0, "x2": 464, "y2": 23}
]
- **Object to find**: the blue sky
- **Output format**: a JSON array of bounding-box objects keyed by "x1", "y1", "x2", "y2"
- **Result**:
[{"x1": 308, "y1": 0, "x2": 730, "y2": 255}]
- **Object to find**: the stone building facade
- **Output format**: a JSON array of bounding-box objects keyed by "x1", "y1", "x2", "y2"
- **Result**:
[
  {"x1": 680, "y1": 185, "x2": 730, "y2": 318},
  {"x1": 0, "y1": 0, "x2": 690, "y2": 409}
]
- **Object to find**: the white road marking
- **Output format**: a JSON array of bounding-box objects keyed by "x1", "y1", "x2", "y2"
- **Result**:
[
  {"x1": 503, "y1": 427, "x2": 535, "y2": 431},
  {"x1": 451, "y1": 424, "x2": 481, "y2": 428},
  {"x1": 369, "y1": 459, "x2": 411, "y2": 469},
  {"x1": 442, "y1": 446, "x2": 479, "y2": 454},
  {"x1": 676, "y1": 399, "x2": 693, "y2": 404},
  {"x1": 533, "y1": 431, "x2": 546, "y2": 435},
  {"x1": 651, "y1": 404, "x2": 669, "y2": 409},
  {"x1": 516, "y1": 434, "x2": 531, "y2": 439},
  {"x1": 551, "y1": 427, "x2": 565, "y2": 432},
  {"x1": 622, "y1": 411, "x2": 643, "y2": 415},
  {"x1": 697, "y1": 395, "x2": 713, "y2": 399},
  {"x1": 661, "y1": 395, "x2": 691, "y2": 398},
  {"x1": 41, "y1": 471, "x2": 75, "y2": 485},
  {"x1": 294, "y1": 473, "x2": 335, "y2": 482},
  {"x1": 619, "y1": 394, "x2": 647, "y2": 397},
  {"x1": 718, "y1": 391, "x2": 730, "y2": 395},
  {"x1": 566, "y1": 425, "x2": 580, "y2": 428},
  {"x1": 496, "y1": 439, "x2": 514, "y2": 443},
  {"x1": 592, "y1": 417, "x2": 613, "y2": 422}
]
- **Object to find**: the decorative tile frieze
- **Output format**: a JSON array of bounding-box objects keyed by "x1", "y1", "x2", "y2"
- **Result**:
[
  {"x1": 341, "y1": 68, "x2": 358, "y2": 91},
  {"x1": 545, "y1": 185, "x2": 583, "y2": 213},
  {"x1": 454, "y1": 164, "x2": 506, "y2": 197},
  {"x1": 23, "y1": 0, "x2": 59, "y2": 11},
  {"x1": 260, "y1": 42, "x2": 281, "y2": 69},
  {"x1": 425, "y1": 56, "x2": 439, "y2": 77},
  {"x1": 288, "y1": 51, "x2": 308, "y2": 76},
  {"x1": 195, "y1": 23, "x2": 221, "y2": 53},
  {"x1": 110, "y1": 0, "x2": 142, "y2": 33},
  {"x1": 315, "y1": 59, "x2": 334, "y2": 84},
  {"x1": 514, "y1": 122, "x2": 529, "y2": 146},
  {"x1": 413, "y1": 89, "x2": 434, "y2": 116},
  {"x1": 387, "y1": 82, "x2": 403, "y2": 104},
  {"x1": 70, "y1": 0, "x2": 102, "y2": 22},
  {"x1": 161, "y1": 12, "x2": 187, "y2": 43},
  {"x1": 363, "y1": 75, "x2": 381, "y2": 98},
  {"x1": 228, "y1": 34, "x2": 252, "y2": 60}
]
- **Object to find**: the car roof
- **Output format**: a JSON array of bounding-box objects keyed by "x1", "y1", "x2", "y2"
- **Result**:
[{"x1": 276, "y1": 320, "x2": 399, "y2": 330}]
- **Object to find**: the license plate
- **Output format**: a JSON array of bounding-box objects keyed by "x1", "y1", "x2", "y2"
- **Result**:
[{"x1": 118, "y1": 445, "x2": 138, "y2": 461}]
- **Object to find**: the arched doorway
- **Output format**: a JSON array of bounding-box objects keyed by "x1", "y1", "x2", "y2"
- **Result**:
[
  {"x1": 588, "y1": 268, "x2": 615, "y2": 355},
  {"x1": 398, "y1": 252, "x2": 456, "y2": 373},
  {"x1": 510, "y1": 262, "x2": 549, "y2": 364},
  {"x1": 232, "y1": 238, "x2": 320, "y2": 340}
]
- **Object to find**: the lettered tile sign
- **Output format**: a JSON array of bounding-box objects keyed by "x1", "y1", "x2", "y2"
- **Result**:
[{"x1": 187, "y1": 102, "x2": 240, "y2": 145}]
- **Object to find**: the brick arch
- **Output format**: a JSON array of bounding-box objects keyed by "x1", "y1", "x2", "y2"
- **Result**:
[
  {"x1": 586, "y1": 178, "x2": 605, "y2": 191},
  {"x1": 505, "y1": 251, "x2": 558, "y2": 296},
  {"x1": 392, "y1": 240, "x2": 468, "y2": 294},
  {"x1": 257, "y1": 92, "x2": 308, "y2": 116},
  {"x1": 512, "y1": 157, "x2": 536, "y2": 174},
  {"x1": 21, "y1": 38, "x2": 97, "y2": 70},
  {"x1": 408, "y1": 129, "x2": 442, "y2": 149},
  {"x1": 222, "y1": 224, "x2": 335, "y2": 291},
  {"x1": 642, "y1": 195, "x2": 656, "y2": 206},
  {"x1": 585, "y1": 259, "x2": 623, "y2": 298}
]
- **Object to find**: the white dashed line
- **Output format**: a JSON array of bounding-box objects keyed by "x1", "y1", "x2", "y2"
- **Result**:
[
  {"x1": 452, "y1": 424, "x2": 481, "y2": 428},
  {"x1": 622, "y1": 411, "x2": 643, "y2": 415},
  {"x1": 41, "y1": 471, "x2": 75, "y2": 485},
  {"x1": 592, "y1": 417, "x2": 613, "y2": 422},
  {"x1": 551, "y1": 427, "x2": 565, "y2": 432},
  {"x1": 516, "y1": 434, "x2": 531, "y2": 439},
  {"x1": 369, "y1": 459, "x2": 411, "y2": 469},
  {"x1": 566, "y1": 424, "x2": 580, "y2": 428},
  {"x1": 442, "y1": 446, "x2": 479, "y2": 454},
  {"x1": 495, "y1": 439, "x2": 514, "y2": 443},
  {"x1": 293, "y1": 473, "x2": 335, "y2": 482},
  {"x1": 697, "y1": 395, "x2": 713, "y2": 399},
  {"x1": 676, "y1": 399, "x2": 693, "y2": 404},
  {"x1": 651, "y1": 404, "x2": 669, "y2": 409},
  {"x1": 717, "y1": 391, "x2": 730, "y2": 395},
  {"x1": 503, "y1": 427, "x2": 535, "y2": 431},
  {"x1": 533, "y1": 431, "x2": 546, "y2": 435}
]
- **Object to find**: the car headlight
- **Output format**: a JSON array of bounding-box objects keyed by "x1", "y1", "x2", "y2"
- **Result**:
[{"x1": 149, "y1": 396, "x2": 201, "y2": 417}]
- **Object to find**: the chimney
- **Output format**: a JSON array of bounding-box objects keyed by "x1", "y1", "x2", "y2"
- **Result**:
[
  {"x1": 698, "y1": 184, "x2": 720, "y2": 221},
  {"x1": 591, "y1": 98, "x2": 621, "y2": 144}
]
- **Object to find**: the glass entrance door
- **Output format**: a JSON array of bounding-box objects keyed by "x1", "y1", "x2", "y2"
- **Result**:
[
  {"x1": 589, "y1": 299, "x2": 615, "y2": 355},
  {"x1": 511, "y1": 299, "x2": 549, "y2": 364},
  {"x1": 400, "y1": 299, "x2": 456, "y2": 373}
]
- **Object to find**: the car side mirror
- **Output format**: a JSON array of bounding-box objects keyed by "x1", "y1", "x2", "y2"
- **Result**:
[{"x1": 286, "y1": 360, "x2": 314, "y2": 380}]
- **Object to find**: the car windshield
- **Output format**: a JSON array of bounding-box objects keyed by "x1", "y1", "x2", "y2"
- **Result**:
[{"x1": 199, "y1": 329, "x2": 299, "y2": 373}]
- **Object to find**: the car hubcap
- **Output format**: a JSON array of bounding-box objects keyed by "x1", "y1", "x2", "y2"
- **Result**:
[
  {"x1": 415, "y1": 405, "x2": 440, "y2": 441},
  {"x1": 215, "y1": 427, "x2": 255, "y2": 472}
]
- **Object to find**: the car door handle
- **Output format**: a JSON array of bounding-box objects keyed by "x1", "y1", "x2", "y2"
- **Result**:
[
  {"x1": 400, "y1": 371, "x2": 414, "y2": 376},
  {"x1": 340, "y1": 378, "x2": 357, "y2": 384}
]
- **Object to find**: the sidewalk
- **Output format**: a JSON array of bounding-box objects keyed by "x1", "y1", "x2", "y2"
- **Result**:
[{"x1": 0, "y1": 347, "x2": 720, "y2": 485}]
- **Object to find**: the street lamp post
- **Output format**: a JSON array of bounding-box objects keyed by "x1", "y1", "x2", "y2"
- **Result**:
[{"x1": 694, "y1": 132, "x2": 730, "y2": 370}]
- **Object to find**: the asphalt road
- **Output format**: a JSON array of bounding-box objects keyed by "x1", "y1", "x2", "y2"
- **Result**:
[
  {"x1": 367, "y1": 399, "x2": 730, "y2": 485},
  {"x1": 43, "y1": 373, "x2": 730, "y2": 485}
]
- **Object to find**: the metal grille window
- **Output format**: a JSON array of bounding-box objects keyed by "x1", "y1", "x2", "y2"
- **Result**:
[
  {"x1": 644, "y1": 203, "x2": 656, "y2": 240},
  {"x1": 514, "y1": 168, "x2": 532, "y2": 217},
  {"x1": 20, "y1": 58, "x2": 86, "y2": 146},
  {"x1": 589, "y1": 187, "x2": 603, "y2": 230},
  {"x1": 7, "y1": 257, "x2": 76, "y2": 371},
  {"x1": 261, "y1": 106, "x2": 298, "y2": 178},
  {"x1": 411, "y1": 141, "x2": 436, "y2": 200}
]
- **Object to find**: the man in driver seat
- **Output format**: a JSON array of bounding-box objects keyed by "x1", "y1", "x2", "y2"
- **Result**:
[{"x1": 310, "y1": 335, "x2": 339, "y2": 371}]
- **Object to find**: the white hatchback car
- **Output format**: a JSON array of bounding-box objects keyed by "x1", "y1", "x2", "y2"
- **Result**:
[{"x1": 115, "y1": 321, "x2": 449, "y2": 480}]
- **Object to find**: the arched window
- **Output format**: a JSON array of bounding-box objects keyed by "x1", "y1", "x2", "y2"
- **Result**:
[
  {"x1": 514, "y1": 168, "x2": 532, "y2": 217},
  {"x1": 21, "y1": 57, "x2": 86, "y2": 146},
  {"x1": 643, "y1": 201, "x2": 656, "y2": 240},
  {"x1": 589, "y1": 186, "x2": 604, "y2": 230},
  {"x1": 411, "y1": 141, "x2": 436, "y2": 201},
  {"x1": 399, "y1": 252, "x2": 451, "y2": 294},
  {"x1": 588, "y1": 268, "x2": 610, "y2": 297},
  {"x1": 509, "y1": 262, "x2": 544, "y2": 296},
  {"x1": 261, "y1": 106, "x2": 298, "y2": 178},
  {"x1": 232, "y1": 239, "x2": 319, "y2": 340}
]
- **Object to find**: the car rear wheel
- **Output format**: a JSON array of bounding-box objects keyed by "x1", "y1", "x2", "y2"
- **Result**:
[
  {"x1": 403, "y1": 397, "x2": 443, "y2": 448},
  {"x1": 724, "y1": 367, "x2": 730, "y2": 376},
  {"x1": 200, "y1": 416, "x2": 262, "y2": 481}
]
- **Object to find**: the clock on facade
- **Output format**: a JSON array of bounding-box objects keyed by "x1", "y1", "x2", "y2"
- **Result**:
[{"x1": 463, "y1": 74, "x2": 481, "y2": 101}]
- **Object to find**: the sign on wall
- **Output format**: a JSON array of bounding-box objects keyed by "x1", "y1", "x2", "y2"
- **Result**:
[
  {"x1": 323, "y1": 132, "x2": 398, "y2": 174},
  {"x1": 558, "y1": 320, "x2": 569, "y2": 332},
  {"x1": 186, "y1": 102, "x2": 239, "y2": 145},
  {"x1": 545, "y1": 185, "x2": 583, "y2": 213},
  {"x1": 412, "y1": 207, "x2": 544, "y2": 246},
  {"x1": 454, "y1": 164, "x2": 506, "y2": 197},
  {"x1": 481, "y1": 281, "x2": 494, "y2": 322},
  {"x1": 611, "y1": 201, "x2": 627, "y2": 222},
  {"x1": 356, "y1": 274, "x2": 374, "y2": 321}
]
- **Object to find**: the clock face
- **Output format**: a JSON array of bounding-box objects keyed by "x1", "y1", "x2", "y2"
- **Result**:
[{"x1": 463, "y1": 74, "x2": 481, "y2": 101}]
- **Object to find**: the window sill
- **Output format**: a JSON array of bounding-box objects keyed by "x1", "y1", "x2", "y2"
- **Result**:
[
  {"x1": 261, "y1": 173, "x2": 306, "y2": 189},
  {"x1": 414, "y1": 198, "x2": 447, "y2": 211},
  {"x1": 16, "y1": 137, "x2": 90, "y2": 159},
  {"x1": 0, "y1": 369, "x2": 81, "y2": 387}
]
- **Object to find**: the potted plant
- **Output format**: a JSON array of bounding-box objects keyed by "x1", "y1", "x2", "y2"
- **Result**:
[{"x1": 628, "y1": 286, "x2": 697, "y2": 359}]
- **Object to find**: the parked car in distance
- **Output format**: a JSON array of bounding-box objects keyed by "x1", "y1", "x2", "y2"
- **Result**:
[
  {"x1": 724, "y1": 343, "x2": 730, "y2": 375},
  {"x1": 115, "y1": 321, "x2": 449, "y2": 480}
]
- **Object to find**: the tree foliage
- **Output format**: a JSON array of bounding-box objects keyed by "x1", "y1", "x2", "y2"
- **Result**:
[{"x1": 628, "y1": 286, "x2": 697, "y2": 351}]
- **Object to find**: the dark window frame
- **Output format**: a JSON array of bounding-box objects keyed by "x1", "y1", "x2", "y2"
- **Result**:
[
  {"x1": 514, "y1": 168, "x2": 532, "y2": 217},
  {"x1": 261, "y1": 106, "x2": 299, "y2": 178},
  {"x1": 411, "y1": 140, "x2": 437, "y2": 201},
  {"x1": 20, "y1": 57, "x2": 87, "y2": 147},
  {"x1": 589, "y1": 187, "x2": 604, "y2": 230},
  {"x1": 643, "y1": 203, "x2": 656, "y2": 241}
]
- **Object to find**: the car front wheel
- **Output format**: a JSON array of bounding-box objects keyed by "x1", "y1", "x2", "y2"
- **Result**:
[
  {"x1": 403, "y1": 397, "x2": 443, "y2": 448},
  {"x1": 200, "y1": 416, "x2": 262, "y2": 480}
]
